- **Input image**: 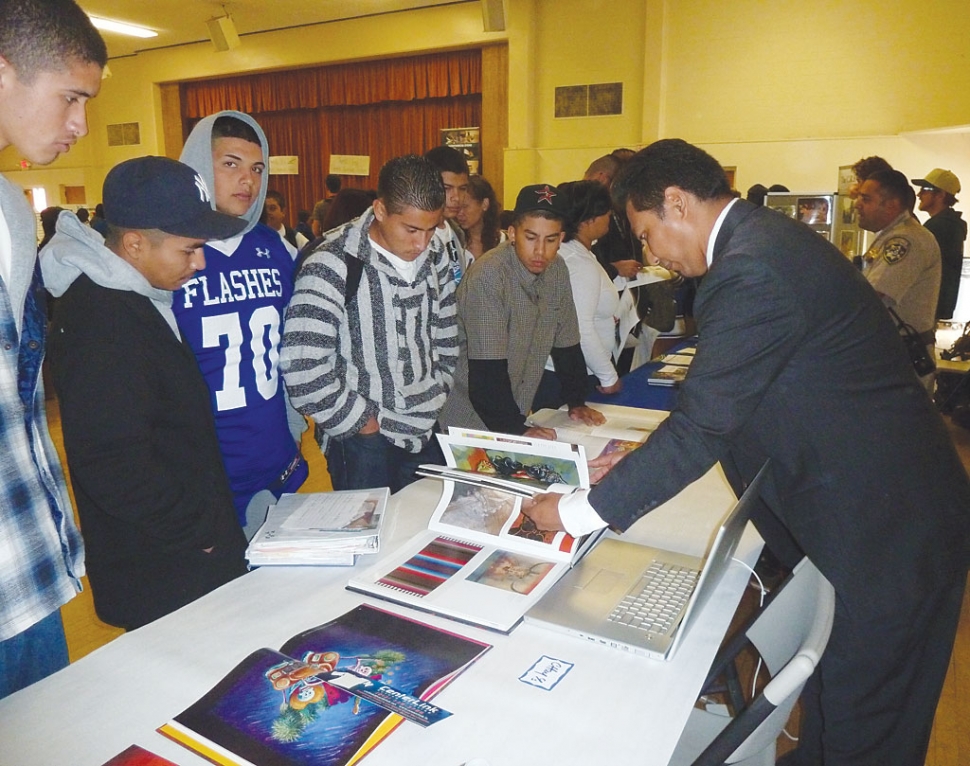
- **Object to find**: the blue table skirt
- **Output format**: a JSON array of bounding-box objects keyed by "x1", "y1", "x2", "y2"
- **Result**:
[{"x1": 587, "y1": 338, "x2": 697, "y2": 411}]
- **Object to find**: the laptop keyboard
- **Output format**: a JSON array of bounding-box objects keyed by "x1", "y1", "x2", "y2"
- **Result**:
[{"x1": 607, "y1": 560, "x2": 699, "y2": 636}]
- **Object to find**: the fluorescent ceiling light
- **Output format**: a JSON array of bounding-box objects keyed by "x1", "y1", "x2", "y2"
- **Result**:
[{"x1": 88, "y1": 16, "x2": 158, "y2": 38}]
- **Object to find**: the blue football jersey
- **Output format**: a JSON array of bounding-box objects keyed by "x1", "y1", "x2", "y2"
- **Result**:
[{"x1": 173, "y1": 224, "x2": 300, "y2": 507}]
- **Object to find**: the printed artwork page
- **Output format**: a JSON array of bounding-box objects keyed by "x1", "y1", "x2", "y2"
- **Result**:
[
  {"x1": 347, "y1": 530, "x2": 572, "y2": 633},
  {"x1": 527, "y1": 404, "x2": 668, "y2": 441},
  {"x1": 427, "y1": 430, "x2": 589, "y2": 559},
  {"x1": 525, "y1": 404, "x2": 668, "y2": 460},
  {"x1": 160, "y1": 605, "x2": 489, "y2": 766}
]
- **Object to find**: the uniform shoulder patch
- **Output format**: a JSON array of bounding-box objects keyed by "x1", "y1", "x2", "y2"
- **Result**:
[{"x1": 882, "y1": 236, "x2": 911, "y2": 264}]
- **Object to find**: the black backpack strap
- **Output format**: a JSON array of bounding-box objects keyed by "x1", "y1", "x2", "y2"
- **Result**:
[
  {"x1": 344, "y1": 253, "x2": 364, "y2": 305},
  {"x1": 294, "y1": 238, "x2": 363, "y2": 307}
]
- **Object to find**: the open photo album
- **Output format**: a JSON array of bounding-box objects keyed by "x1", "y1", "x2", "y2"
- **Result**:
[{"x1": 347, "y1": 429, "x2": 601, "y2": 632}]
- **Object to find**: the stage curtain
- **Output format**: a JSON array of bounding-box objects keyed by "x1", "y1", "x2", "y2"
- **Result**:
[{"x1": 180, "y1": 50, "x2": 481, "y2": 216}]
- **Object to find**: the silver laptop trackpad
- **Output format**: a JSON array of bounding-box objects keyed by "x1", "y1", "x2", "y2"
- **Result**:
[{"x1": 575, "y1": 568, "x2": 625, "y2": 593}]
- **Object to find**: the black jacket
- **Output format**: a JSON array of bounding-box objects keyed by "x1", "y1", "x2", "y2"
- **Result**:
[
  {"x1": 50, "y1": 275, "x2": 247, "y2": 629},
  {"x1": 590, "y1": 201, "x2": 970, "y2": 613}
]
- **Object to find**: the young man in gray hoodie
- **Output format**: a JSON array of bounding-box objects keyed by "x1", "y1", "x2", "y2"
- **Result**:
[
  {"x1": 42, "y1": 156, "x2": 250, "y2": 631},
  {"x1": 177, "y1": 111, "x2": 307, "y2": 538}
]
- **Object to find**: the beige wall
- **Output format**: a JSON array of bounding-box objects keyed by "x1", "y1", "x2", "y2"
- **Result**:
[{"x1": 3, "y1": 0, "x2": 970, "y2": 220}]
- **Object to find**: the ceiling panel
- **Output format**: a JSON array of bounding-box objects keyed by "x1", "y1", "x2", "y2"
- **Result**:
[{"x1": 79, "y1": 0, "x2": 470, "y2": 58}]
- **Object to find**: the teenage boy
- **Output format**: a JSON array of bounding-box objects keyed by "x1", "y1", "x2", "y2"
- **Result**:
[
  {"x1": 425, "y1": 145, "x2": 470, "y2": 282},
  {"x1": 177, "y1": 111, "x2": 308, "y2": 537},
  {"x1": 281, "y1": 155, "x2": 457, "y2": 491},
  {"x1": 43, "y1": 156, "x2": 249, "y2": 631},
  {"x1": 0, "y1": 0, "x2": 106, "y2": 697},
  {"x1": 439, "y1": 183, "x2": 605, "y2": 436}
]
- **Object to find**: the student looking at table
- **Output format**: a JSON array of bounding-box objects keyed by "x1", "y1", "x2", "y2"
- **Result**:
[
  {"x1": 439, "y1": 183, "x2": 605, "y2": 438},
  {"x1": 533, "y1": 179, "x2": 621, "y2": 409},
  {"x1": 43, "y1": 157, "x2": 250, "y2": 632},
  {"x1": 281, "y1": 155, "x2": 457, "y2": 492},
  {"x1": 0, "y1": 0, "x2": 106, "y2": 699}
]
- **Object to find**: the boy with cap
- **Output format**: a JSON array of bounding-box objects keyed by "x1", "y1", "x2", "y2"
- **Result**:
[
  {"x1": 912, "y1": 168, "x2": 967, "y2": 320},
  {"x1": 42, "y1": 156, "x2": 249, "y2": 631},
  {"x1": 439, "y1": 184, "x2": 605, "y2": 436},
  {"x1": 0, "y1": 0, "x2": 105, "y2": 697}
]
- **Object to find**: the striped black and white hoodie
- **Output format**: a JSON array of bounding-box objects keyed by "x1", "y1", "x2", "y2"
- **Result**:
[{"x1": 281, "y1": 207, "x2": 457, "y2": 452}]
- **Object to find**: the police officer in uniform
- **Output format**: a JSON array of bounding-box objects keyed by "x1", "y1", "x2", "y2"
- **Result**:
[{"x1": 856, "y1": 169, "x2": 941, "y2": 390}]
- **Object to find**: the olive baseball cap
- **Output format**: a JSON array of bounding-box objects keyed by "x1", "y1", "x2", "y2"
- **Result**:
[{"x1": 910, "y1": 168, "x2": 961, "y2": 197}]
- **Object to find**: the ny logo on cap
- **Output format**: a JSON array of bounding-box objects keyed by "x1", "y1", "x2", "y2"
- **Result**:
[
  {"x1": 194, "y1": 174, "x2": 211, "y2": 203},
  {"x1": 535, "y1": 185, "x2": 557, "y2": 205}
]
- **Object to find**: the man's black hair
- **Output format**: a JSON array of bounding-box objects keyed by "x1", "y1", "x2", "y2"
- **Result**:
[
  {"x1": 867, "y1": 169, "x2": 916, "y2": 212},
  {"x1": 560, "y1": 180, "x2": 613, "y2": 242},
  {"x1": 612, "y1": 139, "x2": 732, "y2": 216},
  {"x1": 746, "y1": 184, "x2": 769, "y2": 206},
  {"x1": 424, "y1": 145, "x2": 470, "y2": 177},
  {"x1": 265, "y1": 189, "x2": 286, "y2": 209},
  {"x1": 211, "y1": 115, "x2": 261, "y2": 146},
  {"x1": 0, "y1": 0, "x2": 107, "y2": 82},
  {"x1": 325, "y1": 173, "x2": 342, "y2": 194},
  {"x1": 377, "y1": 155, "x2": 445, "y2": 215}
]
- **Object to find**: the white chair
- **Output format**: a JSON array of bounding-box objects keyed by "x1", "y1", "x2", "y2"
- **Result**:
[{"x1": 667, "y1": 556, "x2": 836, "y2": 766}]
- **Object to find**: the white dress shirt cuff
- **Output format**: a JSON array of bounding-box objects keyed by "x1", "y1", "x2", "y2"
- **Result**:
[{"x1": 549, "y1": 486, "x2": 609, "y2": 537}]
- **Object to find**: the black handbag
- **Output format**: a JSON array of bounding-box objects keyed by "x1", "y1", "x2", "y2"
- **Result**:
[
  {"x1": 887, "y1": 308, "x2": 936, "y2": 377},
  {"x1": 635, "y1": 280, "x2": 677, "y2": 333}
]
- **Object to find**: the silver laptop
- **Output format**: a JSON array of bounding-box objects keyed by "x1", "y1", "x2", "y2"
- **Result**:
[{"x1": 524, "y1": 465, "x2": 766, "y2": 660}]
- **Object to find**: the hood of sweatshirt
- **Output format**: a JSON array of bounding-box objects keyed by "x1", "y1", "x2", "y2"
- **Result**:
[
  {"x1": 40, "y1": 211, "x2": 181, "y2": 338},
  {"x1": 179, "y1": 110, "x2": 269, "y2": 240}
]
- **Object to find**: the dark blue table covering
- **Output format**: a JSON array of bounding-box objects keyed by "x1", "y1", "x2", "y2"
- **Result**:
[{"x1": 587, "y1": 339, "x2": 697, "y2": 411}]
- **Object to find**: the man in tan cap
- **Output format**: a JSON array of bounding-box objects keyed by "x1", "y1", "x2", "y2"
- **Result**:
[{"x1": 912, "y1": 168, "x2": 967, "y2": 320}]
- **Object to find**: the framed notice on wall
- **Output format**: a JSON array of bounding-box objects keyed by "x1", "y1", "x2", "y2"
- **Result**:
[{"x1": 441, "y1": 127, "x2": 481, "y2": 175}]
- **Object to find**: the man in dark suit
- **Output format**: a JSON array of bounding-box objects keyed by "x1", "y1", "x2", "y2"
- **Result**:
[{"x1": 524, "y1": 139, "x2": 970, "y2": 765}]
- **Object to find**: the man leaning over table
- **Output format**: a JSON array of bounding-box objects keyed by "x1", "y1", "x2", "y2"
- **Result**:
[
  {"x1": 0, "y1": 0, "x2": 106, "y2": 698},
  {"x1": 42, "y1": 157, "x2": 249, "y2": 632},
  {"x1": 438, "y1": 183, "x2": 605, "y2": 438},
  {"x1": 523, "y1": 139, "x2": 970, "y2": 766}
]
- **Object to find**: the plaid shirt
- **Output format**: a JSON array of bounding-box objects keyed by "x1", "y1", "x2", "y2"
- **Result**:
[
  {"x1": 439, "y1": 242, "x2": 581, "y2": 431},
  {"x1": 0, "y1": 178, "x2": 83, "y2": 641}
]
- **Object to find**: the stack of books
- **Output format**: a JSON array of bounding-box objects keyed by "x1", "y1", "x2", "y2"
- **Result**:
[
  {"x1": 647, "y1": 348, "x2": 696, "y2": 386},
  {"x1": 246, "y1": 488, "x2": 389, "y2": 567}
]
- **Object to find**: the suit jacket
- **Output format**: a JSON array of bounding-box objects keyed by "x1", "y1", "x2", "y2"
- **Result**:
[{"x1": 589, "y1": 200, "x2": 970, "y2": 614}]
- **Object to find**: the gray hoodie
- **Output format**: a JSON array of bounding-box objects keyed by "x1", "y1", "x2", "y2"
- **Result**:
[
  {"x1": 179, "y1": 110, "x2": 269, "y2": 239},
  {"x1": 40, "y1": 212, "x2": 181, "y2": 339}
]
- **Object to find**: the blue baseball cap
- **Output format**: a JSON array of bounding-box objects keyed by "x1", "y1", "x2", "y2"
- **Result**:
[{"x1": 103, "y1": 156, "x2": 246, "y2": 240}]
